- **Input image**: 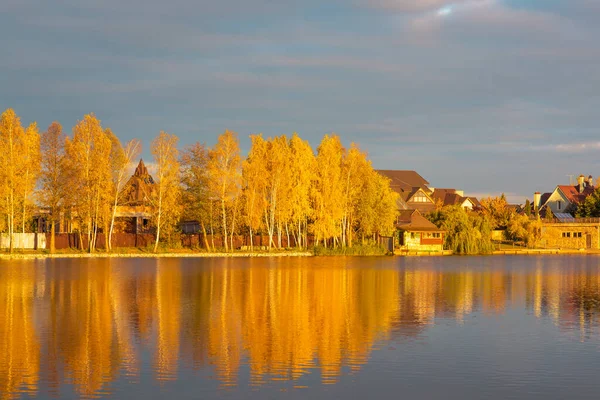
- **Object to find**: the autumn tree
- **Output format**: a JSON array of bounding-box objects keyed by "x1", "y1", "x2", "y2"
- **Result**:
[
  {"x1": 0, "y1": 109, "x2": 26, "y2": 252},
  {"x1": 151, "y1": 131, "x2": 181, "y2": 252},
  {"x1": 507, "y1": 213, "x2": 542, "y2": 248},
  {"x1": 242, "y1": 135, "x2": 268, "y2": 250},
  {"x1": 40, "y1": 122, "x2": 67, "y2": 253},
  {"x1": 207, "y1": 130, "x2": 241, "y2": 252},
  {"x1": 107, "y1": 131, "x2": 141, "y2": 251},
  {"x1": 480, "y1": 194, "x2": 513, "y2": 229},
  {"x1": 181, "y1": 142, "x2": 212, "y2": 251},
  {"x1": 341, "y1": 144, "x2": 370, "y2": 247},
  {"x1": 64, "y1": 114, "x2": 112, "y2": 252},
  {"x1": 311, "y1": 134, "x2": 345, "y2": 247},
  {"x1": 288, "y1": 133, "x2": 314, "y2": 249},
  {"x1": 18, "y1": 122, "x2": 41, "y2": 233}
]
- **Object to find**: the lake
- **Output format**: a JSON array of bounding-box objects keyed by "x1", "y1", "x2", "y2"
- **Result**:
[{"x1": 1, "y1": 255, "x2": 600, "y2": 399}]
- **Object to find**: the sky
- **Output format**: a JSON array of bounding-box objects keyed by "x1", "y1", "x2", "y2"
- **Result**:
[{"x1": 2, "y1": 0, "x2": 599, "y2": 203}]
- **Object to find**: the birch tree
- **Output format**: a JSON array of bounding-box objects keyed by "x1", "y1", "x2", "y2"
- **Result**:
[
  {"x1": 64, "y1": 114, "x2": 112, "y2": 252},
  {"x1": 207, "y1": 130, "x2": 241, "y2": 251},
  {"x1": 107, "y1": 131, "x2": 141, "y2": 251},
  {"x1": 19, "y1": 122, "x2": 41, "y2": 233},
  {"x1": 0, "y1": 109, "x2": 25, "y2": 252},
  {"x1": 288, "y1": 133, "x2": 314, "y2": 249},
  {"x1": 242, "y1": 135, "x2": 267, "y2": 250},
  {"x1": 151, "y1": 131, "x2": 181, "y2": 252},
  {"x1": 311, "y1": 134, "x2": 345, "y2": 247},
  {"x1": 40, "y1": 122, "x2": 66, "y2": 253}
]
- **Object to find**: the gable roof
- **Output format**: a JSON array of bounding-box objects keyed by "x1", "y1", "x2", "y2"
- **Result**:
[
  {"x1": 556, "y1": 185, "x2": 595, "y2": 205},
  {"x1": 376, "y1": 170, "x2": 430, "y2": 193},
  {"x1": 396, "y1": 209, "x2": 443, "y2": 232}
]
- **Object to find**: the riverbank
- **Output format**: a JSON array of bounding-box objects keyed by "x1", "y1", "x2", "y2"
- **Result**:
[{"x1": 0, "y1": 250, "x2": 314, "y2": 260}]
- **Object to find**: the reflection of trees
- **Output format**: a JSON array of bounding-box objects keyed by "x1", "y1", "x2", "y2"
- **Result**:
[
  {"x1": 3, "y1": 257, "x2": 600, "y2": 397},
  {"x1": 0, "y1": 265, "x2": 39, "y2": 400}
]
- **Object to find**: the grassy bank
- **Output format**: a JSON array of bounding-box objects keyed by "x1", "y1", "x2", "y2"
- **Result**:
[{"x1": 312, "y1": 244, "x2": 389, "y2": 256}]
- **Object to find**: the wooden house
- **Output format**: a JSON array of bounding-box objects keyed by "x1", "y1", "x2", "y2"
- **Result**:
[{"x1": 396, "y1": 210, "x2": 445, "y2": 251}]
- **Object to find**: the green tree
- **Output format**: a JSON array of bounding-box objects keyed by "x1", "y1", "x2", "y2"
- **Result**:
[
  {"x1": 545, "y1": 206, "x2": 554, "y2": 221},
  {"x1": 429, "y1": 206, "x2": 494, "y2": 254},
  {"x1": 523, "y1": 199, "x2": 531, "y2": 216},
  {"x1": 181, "y1": 142, "x2": 212, "y2": 251},
  {"x1": 575, "y1": 187, "x2": 600, "y2": 217}
]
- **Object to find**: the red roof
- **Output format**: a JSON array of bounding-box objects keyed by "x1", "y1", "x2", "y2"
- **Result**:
[{"x1": 557, "y1": 185, "x2": 595, "y2": 205}]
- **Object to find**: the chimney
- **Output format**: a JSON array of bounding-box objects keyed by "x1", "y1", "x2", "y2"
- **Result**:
[
  {"x1": 534, "y1": 192, "x2": 541, "y2": 210},
  {"x1": 577, "y1": 174, "x2": 585, "y2": 193}
]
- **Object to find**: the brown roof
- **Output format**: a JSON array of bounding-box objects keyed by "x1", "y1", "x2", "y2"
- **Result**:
[
  {"x1": 120, "y1": 159, "x2": 155, "y2": 206},
  {"x1": 557, "y1": 185, "x2": 595, "y2": 205},
  {"x1": 396, "y1": 209, "x2": 443, "y2": 232},
  {"x1": 540, "y1": 192, "x2": 551, "y2": 206},
  {"x1": 431, "y1": 189, "x2": 481, "y2": 209},
  {"x1": 376, "y1": 170, "x2": 430, "y2": 193},
  {"x1": 431, "y1": 189, "x2": 456, "y2": 202}
]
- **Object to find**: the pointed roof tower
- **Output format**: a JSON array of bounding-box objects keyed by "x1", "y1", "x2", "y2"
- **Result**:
[{"x1": 134, "y1": 158, "x2": 148, "y2": 176}]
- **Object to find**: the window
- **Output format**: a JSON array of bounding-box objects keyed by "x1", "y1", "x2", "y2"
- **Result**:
[
  {"x1": 557, "y1": 201, "x2": 562, "y2": 210},
  {"x1": 576, "y1": 232, "x2": 582, "y2": 238},
  {"x1": 412, "y1": 194, "x2": 430, "y2": 203}
]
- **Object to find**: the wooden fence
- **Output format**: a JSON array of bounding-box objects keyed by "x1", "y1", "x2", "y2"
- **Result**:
[{"x1": 47, "y1": 233, "x2": 314, "y2": 250}]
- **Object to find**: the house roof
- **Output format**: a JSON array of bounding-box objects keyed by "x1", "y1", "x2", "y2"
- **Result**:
[
  {"x1": 397, "y1": 209, "x2": 444, "y2": 232},
  {"x1": 431, "y1": 189, "x2": 481, "y2": 209},
  {"x1": 376, "y1": 170, "x2": 430, "y2": 193},
  {"x1": 557, "y1": 185, "x2": 595, "y2": 205},
  {"x1": 120, "y1": 159, "x2": 156, "y2": 206}
]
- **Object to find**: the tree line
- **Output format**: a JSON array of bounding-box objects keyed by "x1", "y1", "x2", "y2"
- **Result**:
[{"x1": 0, "y1": 108, "x2": 399, "y2": 253}]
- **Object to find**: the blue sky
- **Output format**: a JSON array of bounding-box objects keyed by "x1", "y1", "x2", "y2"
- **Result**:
[{"x1": 2, "y1": 0, "x2": 599, "y2": 202}]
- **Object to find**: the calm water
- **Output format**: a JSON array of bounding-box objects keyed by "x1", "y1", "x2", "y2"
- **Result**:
[{"x1": 1, "y1": 256, "x2": 600, "y2": 399}]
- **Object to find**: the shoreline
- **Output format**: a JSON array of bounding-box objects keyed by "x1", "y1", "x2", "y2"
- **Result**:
[
  {"x1": 2, "y1": 249, "x2": 600, "y2": 260},
  {"x1": 0, "y1": 251, "x2": 314, "y2": 260}
]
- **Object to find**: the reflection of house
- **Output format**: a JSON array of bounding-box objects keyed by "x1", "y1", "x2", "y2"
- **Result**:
[
  {"x1": 535, "y1": 174, "x2": 595, "y2": 216},
  {"x1": 396, "y1": 210, "x2": 445, "y2": 251},
  {"x1": 114, "y1": 159, "x2": 155, "y2": 234}
]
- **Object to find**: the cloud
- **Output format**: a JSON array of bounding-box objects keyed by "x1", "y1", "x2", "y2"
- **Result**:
[
  {"x1": 361, "y1": 0, "x2": 486, "y2": 13},
  {"x1": 533, "y1": 142, "x2": 600, "y2": 154}
]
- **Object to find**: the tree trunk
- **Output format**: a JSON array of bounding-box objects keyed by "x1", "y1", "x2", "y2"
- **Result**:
[
  {"x1": 201, "y1": 221, "x2": 210, "y2": 251},
  {"x1": 50, "y1": 219, "x2": 56, "y2": 254},
  {"x1": 249, "y1": 227, "x2": 254, "y2": 251},
  {"x1": 221, "y1": 198, "x2": 228, "y2": 252}
]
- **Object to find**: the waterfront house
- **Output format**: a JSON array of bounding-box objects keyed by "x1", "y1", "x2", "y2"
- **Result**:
[
  {"x1": 376, "y1": 170, "x2": 437, "y2": 213},
  {"x1": 431, "y1": 188, "x2": 481, "y2": 211},
  {"x1": 534, "y1": 174, "x2": 595, "y2": 215},
  {"x1": 114, "y1": 159, "x2": 155, "y2": 234},
  {"x1": 396, "y1": 209, "x2": 445, "y2": 251}
]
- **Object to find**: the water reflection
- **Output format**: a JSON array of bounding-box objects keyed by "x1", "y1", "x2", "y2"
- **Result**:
[{"x1": 0, "y1": 256, "x2": 600, "y2": 398}]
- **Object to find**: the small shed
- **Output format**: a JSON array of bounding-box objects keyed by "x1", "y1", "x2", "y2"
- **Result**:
[{"x1": 397, "y1": 209, "x2": 445, "y2": 251}]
